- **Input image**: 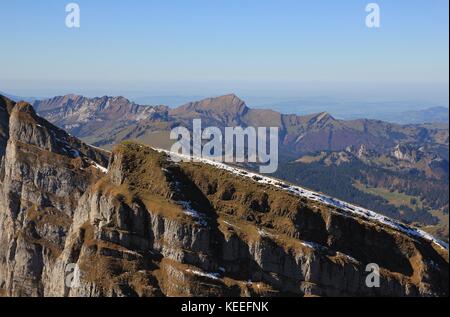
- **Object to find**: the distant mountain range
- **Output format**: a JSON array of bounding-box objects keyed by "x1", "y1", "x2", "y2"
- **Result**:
[
  {"x1": 31, "y1": 93, "x2": 449, "y2": 151},
  {"x1": 248, "y1": 98, "x2": 449, "y2": 124},
  {"x1": 3, "y1": 91, "x2": 448, "y2": 125}
]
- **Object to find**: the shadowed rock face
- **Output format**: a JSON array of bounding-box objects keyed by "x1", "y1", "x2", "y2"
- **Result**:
[{"x1": 0, "y1": 96, "x2": 448, "y2": 297}]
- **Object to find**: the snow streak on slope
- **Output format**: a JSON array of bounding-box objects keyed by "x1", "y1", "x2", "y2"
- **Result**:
[{"x1": 154, "y1": 148, "x2": 449, "y2": 251}]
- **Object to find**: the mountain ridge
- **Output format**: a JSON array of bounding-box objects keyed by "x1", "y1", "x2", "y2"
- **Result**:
[
  {"x1": 30, "y1": 93, "x2": 449, "y2": 151},
  {"x1": 153, "y1": 147, "x2": 448, "y2": 250}
]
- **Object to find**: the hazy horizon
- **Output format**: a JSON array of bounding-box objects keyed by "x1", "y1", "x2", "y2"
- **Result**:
[{"x1": 1, "y1": 0, "x2": 448, "y2": 111}]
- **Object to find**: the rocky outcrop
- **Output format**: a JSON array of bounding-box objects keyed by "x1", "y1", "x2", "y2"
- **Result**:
[
  {"x1": 0, "y1": 96, "x2": 448, "y2": 297},
  {"x1": 0, "y1": 96, "x2": 109, "y2": 296}
]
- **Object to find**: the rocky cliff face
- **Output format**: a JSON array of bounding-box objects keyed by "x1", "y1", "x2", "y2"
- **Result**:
[
  {"x1": 0, "y1": 96, "x2": 109, "y2": 296},
  {"x1": 0, "y1": 96, "x2": 448, "y2": 297}
]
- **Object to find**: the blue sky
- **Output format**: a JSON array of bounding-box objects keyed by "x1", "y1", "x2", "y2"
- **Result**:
[{"x1": 0, "y1": 0, "x2": 448, "y2": 104}]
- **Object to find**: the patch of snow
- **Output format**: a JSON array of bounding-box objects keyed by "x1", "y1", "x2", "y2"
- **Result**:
[
  {"x1": 92, "y1": 162, "x2": 108, "y2": 173},
  {"x1": 300, "y1": 241, "x2": 326, "y2": 251},
  {"x1": 178, "y1": 201, "x2": 207, "y2": 226},
  {"x1": 222, "y1": 220, "x2": 240, "y2": 230},
  {"x1": 186, "y1": 269, "x2": 220, "y2": 280},
  {"x1": 258, "y1": 229, "x2": 275, "y2": 238},
  {"x1": 88, "y1": 144, "x2": 111, "y2": 154},
  {"x1": 336, "y1": 252, "x2": 359, "y2": 263}
]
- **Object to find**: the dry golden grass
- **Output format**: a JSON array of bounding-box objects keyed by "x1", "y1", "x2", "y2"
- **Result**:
[{"x1": 78, "y1": 253, "x2": 116, "y2": 290}]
